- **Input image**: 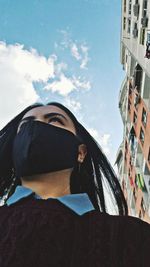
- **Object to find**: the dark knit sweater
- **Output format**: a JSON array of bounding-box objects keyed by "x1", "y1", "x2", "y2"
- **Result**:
[{"x1": 0, "y1": 195, "x2": 150, "y2": 267}]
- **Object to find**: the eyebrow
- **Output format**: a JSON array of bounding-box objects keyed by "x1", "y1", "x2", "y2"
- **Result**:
[
  {"x1": 20, "y1": 112, "x2": 68, "y2": 123},
  {"x1": 44, "y1": 112, "x2": 68, "y2": 121}
]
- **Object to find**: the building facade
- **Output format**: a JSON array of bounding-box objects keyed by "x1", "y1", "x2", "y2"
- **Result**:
[{"x1": 117, "y1": 0, "x2": 150, "y2": 223}]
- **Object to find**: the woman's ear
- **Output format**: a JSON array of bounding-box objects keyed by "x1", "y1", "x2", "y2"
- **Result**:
[{"x1": 77, "y1": 144, "x2": 87, "y2": 163}]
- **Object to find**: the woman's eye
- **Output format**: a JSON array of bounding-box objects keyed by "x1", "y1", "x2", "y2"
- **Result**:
[{"x1": 48, "y1": 117, "x2": 64, "y2": 125}]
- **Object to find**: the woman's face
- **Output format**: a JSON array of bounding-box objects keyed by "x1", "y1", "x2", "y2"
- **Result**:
[
  {"x1": 18, "y1": 105, "x2": 77, "y2": 135},
  {"x1": 18, "y1": 105, "x2": 87, "y2": 163}
]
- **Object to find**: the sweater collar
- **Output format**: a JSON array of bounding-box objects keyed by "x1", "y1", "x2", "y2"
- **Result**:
[{"x1": 6, "y1": 185, "x2": 95, "y2": 215}]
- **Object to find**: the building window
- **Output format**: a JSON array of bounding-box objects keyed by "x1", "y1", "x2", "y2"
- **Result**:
[
  {"x1": 133, "y1": 111, "x2": 137, "y2": 124},
  {"x1": 141, "y1": 17, "x2": 148, "y2": 27},
  {"x1": 127, "y1": 18, "x2": 131, "y2": 33},
  {"x1": 123, "y1": 17, "x2": 126, "y2": 30},
  {"x1": 133, "y1": 1, "x2": 139, "y2": 17},
  {"x1": 129, "y1": 80, "x2": 133, "y2": 94},
  {"x1": 139, "y1": 210, "x2": 142, "y2": 218},
  {"x1": 133, "y1": 22, "x2": 138, "y2": 38},
  {"x1": 128, "y1": 99, "x2": 131, "y2": 113},
  {"x1": 141, "y1": 0, "x2": 148, "y2": 26},
  {"x1": 134, "y1": 94, "x2": 141, "y2": 109},
  {"x1": 125, "y1": 140, "x2": 128, "y2": 150},
  {"x1": 145, "y1": 33, "x2": 150, "y2": 58},
  {"x1": 129, "y1": 0, "x2": 132, "y2": 15},
  {"x1": 141, "y1": 198, "x2": 146, "y2": 216},
  {"x1": 122, "y1": 179, "x2": 126, "y2": 191},
  {"x1": 129, "y1": 127, "x2": 137, "y2": 157},
  {"x1": 134, "y1": 64, "x2": 143, "y2": 93},
  {"x1": 140, "y1": 28, "x2": 145, "y2": 45},
  {"x1": 128, "y1": 169, "x2": 131, "y2": 179},
  {"x1": 135, "y1": 175, "x2": 138, "y2": 189},
  {"x1": 148, "y1": 147, "x2": 150, "y2": 163},
  {"x1": 141, "y1": 107, "x2": 147, "y2": 127},
  {"x1": 124, "y1": 0, "x2": 126, "y2": 13},
  {"x1": 133, "y1": 187, "x2": 137, "y2": 201},
  {"x1": 143, "y1": 0, "x2": 147, "y2": 9},
  {"x1": 139, "y1": 127, "x2": 145, "y2": 145}
]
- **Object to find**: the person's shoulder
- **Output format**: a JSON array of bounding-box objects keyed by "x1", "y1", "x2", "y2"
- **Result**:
[
  {"x1": 82, "y1": 209, "x2": 150, "y2": 229},
  {"x1": 0, "y1": 204, "x2": 11, "y2": 220},
  {"x1": 82, "y1": 210, "x2": 150, "y2": 249}
]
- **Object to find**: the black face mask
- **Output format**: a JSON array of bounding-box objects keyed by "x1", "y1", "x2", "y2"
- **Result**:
[{"x1": 12, "y1": 120, "x2": 82, "y2": 178}]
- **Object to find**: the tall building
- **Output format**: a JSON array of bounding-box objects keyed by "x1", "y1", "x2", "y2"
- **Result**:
[{"x1": 116, "y1": 0, "x2": 150, "y2": 223}]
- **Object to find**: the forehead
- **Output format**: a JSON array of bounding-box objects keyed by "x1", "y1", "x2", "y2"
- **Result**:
[{"x1": 22, "y1": 105, "x2": 76, "y2": 127}]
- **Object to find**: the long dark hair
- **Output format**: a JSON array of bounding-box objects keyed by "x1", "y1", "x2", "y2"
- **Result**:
[{"x1": 0, "y1": 102, "x2": 128, "y2": 215}]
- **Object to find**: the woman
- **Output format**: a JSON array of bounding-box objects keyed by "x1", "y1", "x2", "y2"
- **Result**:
[{"x1": 0, "y1": 102, "x2": 149, "y2": 267}]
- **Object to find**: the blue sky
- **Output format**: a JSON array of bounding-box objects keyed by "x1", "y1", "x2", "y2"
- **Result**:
[{"x1": 0, "y1": 0, "x2": 125, "y2": 165}]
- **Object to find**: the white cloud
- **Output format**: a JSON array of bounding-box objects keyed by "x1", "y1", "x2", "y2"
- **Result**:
[
  {"x1": 71, "y1": 43, "x2": 81, "y2": 61},
  {"x1": 71, "y1": 43, "x2": 89, "y2": 69},
  {"x1": 59, "y1": 30, "x2": 90, "y2": 69},
  {"x1": 85, "y1": 125, "x2": 118, "y2": 214},
  {"x1": 44, "y1": 74, "x2": 91, "y2": 96},
  {"x1": 87, "y1": 127, "x2": 99, "y2": 140},
  {"x1": 55, "y1": 62, "x2": 68, "y2": 74},
  {"x1": 80, "y1": 44, "x2": 89, "y2": 69},
  {"x1": 0, "y1": 43, "x2": 55, "y2": 81},
  {"x1": 80, "y1": 45, "x2": 88, "y2": 53},
  {"x1": 64, "y1": 97, "x2": 81, "y2": 112},
  {"x1": 100, "y1": 134, "x2": 111, "y2": 147},
  {"x1": 0, "y1": 40, "x2": 91, "y2": 130},
  {"x1": 72, "y1": 76, "x2": 91, "y2": 90},
  {"x1": 0, "y1": 41, "x2": 55, "y2": 129},
  {"x1": 44, "y1": 74, "x2": 75, "y2": 96},
  {"x1": 87, "y1": 127, "x2": 111, "y2": 156}
]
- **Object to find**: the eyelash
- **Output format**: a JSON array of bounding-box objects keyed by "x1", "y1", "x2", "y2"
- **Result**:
[{"x1": 48, "y1": 117, "x2": 64, "y2": 125}]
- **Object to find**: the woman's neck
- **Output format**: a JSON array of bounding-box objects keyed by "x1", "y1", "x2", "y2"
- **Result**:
[{"x1": 21, "y1": 168, "x2": 72, "y2": 199}]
